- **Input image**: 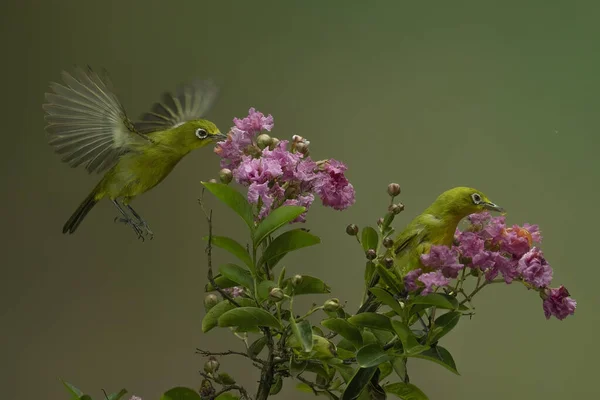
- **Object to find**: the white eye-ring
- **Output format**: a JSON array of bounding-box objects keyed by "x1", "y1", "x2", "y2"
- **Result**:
[
  {"x1": 196, "y1": 128, "x2": 208, "y2": 139},
  {"x1": 471, "y1": 193, "x2": 482, "y2": 204}
]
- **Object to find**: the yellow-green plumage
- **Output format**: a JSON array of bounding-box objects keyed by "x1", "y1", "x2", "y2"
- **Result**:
[
  {"x1": 359, "y1": 186, "x2": 503, "y2": 313},
  {"x1": 43, "y1": 67, "x2": 225, "y2": 237}
]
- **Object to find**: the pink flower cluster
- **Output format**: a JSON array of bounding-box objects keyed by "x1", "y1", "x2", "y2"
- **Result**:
[
  {"x1": 215, "y1": 108, "x2": 355, "y2": 220},
  {"x1": 405, "y1": 212, "x2": 576, "y2": 320}
]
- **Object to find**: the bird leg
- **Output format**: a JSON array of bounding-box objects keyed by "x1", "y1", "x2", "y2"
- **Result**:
[
  {"x1": 126, "y1": 204, "x2": 154, "y2": 240},
  {"x1": 111, "y1": 200, "x2": 149, "y2": 240}
]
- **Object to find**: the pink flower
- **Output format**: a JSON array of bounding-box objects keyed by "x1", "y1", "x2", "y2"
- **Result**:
[
  {"x1": 542, "y1": 286, "x2": 576, "y2": 320},
  {"x1": 403, "y1": 268, "x2": 422, "y2": 292},
  {"x1": 483, "y1": 252, "x2": 519, "y2": 283},
  {"x1": 225, "y1": 286, "x2": 244, "y2": 297},
  {"x1": 420, "y1": 245, "x2": 464, "y2": 278},
  {"x1": 283, "y1": 193, "x2": 315, "y2": 222},
  {"x1": 418, "y1": 271, "x2": 451, "y2": 295},
  {"x1": 501, "y1": 225, "x2": 532, "y2": 258},
  {"x1": 313, "y1": 160, "x2": 356, "y2": 210},
  {"x1": 467, "y1": 211, "x2": 491, "y2": 226},
  {"x1": 215, "y1": 127, "x2": 254, "y2": 169},
  {"x1": 517, "y1": 247, "x2": 553, "y2": 288},
  {"x1": 234, "y1": 107, "x2": 274, "y2": 134},
  {"x1": 234, "y1": 155, "x2": 283, "y2": 185}
]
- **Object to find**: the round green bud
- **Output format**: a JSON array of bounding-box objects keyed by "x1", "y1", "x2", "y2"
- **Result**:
[
  {"x1": 269, "y1": 287, "x2": 285, "y2": 302},
  {"x1": 257, "y1": 133, "x2": 272, "y2": 149},
  {"x1": 218, "y1": 168, "x2": 233, "y2": 184},
  {"x1": 366, "y1": 249, "x2": 377, "y2": 260},
  {"x1": 269, "y1": 137, "x2": 281, "y2": 150},
  {"x1": 291, "y1": 275, "x2": 303, "y2": 287},
  {"x1": 295, "y1": 142, "x2": 309, "y2": 155},
  {"x1": 388, "y1": 203, "x2": 404, "y2": 215},
  {"x1": 383, "y1": 257, "x2": 394, "y2": 268},
  {"x1": 383, "y1": 237, "x2": 394, "y2": 248},
  {"x1": 204, "y1": 356, "x2": 220, "y2": 374},
  {"x1": 376, "y1": 217, "x2": 384, "y2": 227},
  {"x1": 323, "y1": 298, "x2": 341, "y2": 312},
  {"x1": 204, "y1": 293, "x2": 219, "y2": 310},
  {"x1": 346, "y1": 224, "x2": 359, "y2": 236},
  {"x1": 387, "y1": 183, "x2": 401, "y2": 197}
]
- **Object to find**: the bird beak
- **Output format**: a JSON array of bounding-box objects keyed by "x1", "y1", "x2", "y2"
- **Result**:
[
  {"x1": 483, "y1": 202, "x2": 504, "y2": 213},
  {"x1": 215, "y1": 132, "x2": 228, "y2": 140}
]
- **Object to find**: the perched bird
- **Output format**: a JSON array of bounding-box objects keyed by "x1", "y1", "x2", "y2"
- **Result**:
[
  {"x1": 358, "y1": 187, "x2": 504, "y2": 313},
  {"x1": 43, "y1": 67, "x2": 226, "y2": 240}
]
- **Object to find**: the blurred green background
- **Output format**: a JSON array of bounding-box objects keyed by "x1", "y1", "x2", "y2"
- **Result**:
[{"x1": 2, "y1": 0, "x2": 598, "y2": 398}]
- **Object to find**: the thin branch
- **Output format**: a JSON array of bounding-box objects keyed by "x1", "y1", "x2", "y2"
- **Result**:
[
  {"x1": 196, "y1": 348, "x2": 266, "y2": 366},
  {"x1": 198, "y1": 191, "x2": 240, "y2": 307},
  {"x1": 199, "y1": 372, "x2": 252, "y2": 400},
  {"x1": 296, "y1": 375, "x2": 340, "y2": 400}
]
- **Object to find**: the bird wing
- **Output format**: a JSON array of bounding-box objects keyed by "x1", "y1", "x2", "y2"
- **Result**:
[
  {"x1": 44, "y1": 66, "x2": 151, "y2": 174},
  {"x1": 134, "y1": 79, "x2": 219, "y2": 134}
]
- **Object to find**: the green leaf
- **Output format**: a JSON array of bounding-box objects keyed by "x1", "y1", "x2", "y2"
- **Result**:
[
  {"x1": 369, "y1": 287, "x2": 404, "y2": 315},
  {"x1": 219, "y1": 264, "x2": 254, "y2": 291},
  {"x1": 61, "y1": 380, "x2": 83, "y2": 399},
  {"x1": 209, "y1": 236, "x2": 254, "y2": 272},
  {"x1": 413, "y1": 346, "x2": 459, "y2": 375},
  {"x1": 295, "y1": 383, "x2": 314, "y2": 394},
  {"x1": 391, "y1": 357, "x2": 407, "y2": 382},
  {"x1": 348, "y1": 312, "x2": 393, "y2": 331},
  {"x1": 216, "y1": 372, "x2": 236, "y2": 385},
  {"x1": 341, "y1": 366, "x2": 378, "y2": 400},
  {"x1": 284, "y1": 275, "x2": 331, "y2": 295},
  {"x1": 290, "y1": 318, "x2": 314, "y2": 352},
  {"x1": 202, "y1": 181, "x2": 255, "y2": 231},
  {"x1": 218, "y1": 307, "x2": 281, "y2": 330},
  {"x1": 361, "y1": 226, "x2": 379, "y2": 252},
  {"x1": 356, "y1": 343, "x2": 392, "y2": 368},
  {"x1": 254, "y1": 205, "x2": 306, "y2": 246},
  {"x1": 375, "y1": 264, "x2": 403, "y2": 293},
  {"x1": 289, "y1": 356, "x2": 308, "y2": 377},
  {"x1": 202, "y1": 298, "x2": 254, "y2": 333},
  {"x1": 378, "y1": 362, "x2": 393, "y2": 381},
  {"x1": 259, "y1": 229, "x2": 320, "y2": 268},
  {"x1": 410, "y1": 293, "x2": 458, "y2": 311},
  {"x1": 370, "y1": 328, "x2": 394, "y2": 346},
  {"x1": 332, "y1": 364, "x2": 356, "y2": 383},
  {"x1": 81, "y1": 396, "x2": 92, "y2": 400},
  {"x1": 321, "y1": 318, "x2": 363, "y2": 349},
  {"x1": 106, "y1": 389, "x2": 128, "y2": 400},
  {"x1": 270, "y1": 375, "x2": 283, "y2": 395},
  {"x1": 361, "y1": 329, "x2": 379, "y2": 345},
  {"x1": 385, "y1": 382, "x2": 429, "y2": 400},
  {"x1": 205, "y1": 275, "x2": 238, "y2": 291},
  {"x1": 248, "y1": 336, "x2": 268, "y2": 357},
  {"x1": 215, "y1": 394, "x2": 239, "y2": 400},
  {"x1": 257, "y1": 280, "x2": 278, "y2": 301},
  {"x1": 429, "y1": 311, "x2": 461, "y2": 343},
  {"x1": 391, "y1": 320, "x2": 429, "y2": 356},
  {"x1": 364, "y1": 261, "x2": 376, "y2": 285},
  {"x1": 161, "y1": 387, "x2": 202, "y2": 400}
]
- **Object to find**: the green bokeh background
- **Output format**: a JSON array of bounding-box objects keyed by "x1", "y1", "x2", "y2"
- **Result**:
[{"x1": 2, "y1": 1, "x2": 598, "y2": 399}]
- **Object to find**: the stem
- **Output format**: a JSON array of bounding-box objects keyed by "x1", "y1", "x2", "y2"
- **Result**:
[
  {"x1": 196, "y1": 348, "x2": 265, "y2": 365},
  {"x1": 200, "y1": 372, "x2": 251, "y2": 400},
  {"x1": 255, "y1": 329, "x2": 276, "y2": 400},
  {"x1": 295, "y1": 305, "x2": 324, "y2": 322},
  {"x1": 199, "y1": 192, "x2": 240, "y2": 307}
]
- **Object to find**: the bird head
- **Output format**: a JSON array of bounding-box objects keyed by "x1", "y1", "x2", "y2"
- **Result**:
[
  {"x1": 173, "y1": 119, "x2": 227, "y2": 152},
  {"x1": 432, "y1": 187, "x2": 504, "y2": 220}
]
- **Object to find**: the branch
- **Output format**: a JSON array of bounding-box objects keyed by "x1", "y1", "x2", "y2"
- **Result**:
[
  {"x1": 196, "y1": 348, "x2": 266, "y2": 366},
  {"x1": 198, "y1": 190, "x2": 240, "y2": 307},
  {"x1": 200, "y1": 371, "x2": 252, "y2": 400},
  {"x1": 296, "y1": 375, "x2": 340, "y2": 400}
]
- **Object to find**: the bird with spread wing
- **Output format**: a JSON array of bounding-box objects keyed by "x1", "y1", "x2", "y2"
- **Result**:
[{"x1": 43, "y1": 66, "x2": 226, "y2": 240}]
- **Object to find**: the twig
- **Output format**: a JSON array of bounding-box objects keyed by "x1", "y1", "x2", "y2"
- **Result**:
[
  {"x1": 198, "y1": 190, "x2": 240, "y2": 307},
  {"x1": 196, "y1": 348, "x2": 266, "y2": 366},
  {"x1": 199, "y1": 372, "x2": 252, "y2": 400},
  {"x1": 296, "y1": 375, "x2": 340, "y2": 400}
]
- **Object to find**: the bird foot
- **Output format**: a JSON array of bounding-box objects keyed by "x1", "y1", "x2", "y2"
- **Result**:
[{"x1": 113, "y1": 216, "x2": 154, "y2": 241}]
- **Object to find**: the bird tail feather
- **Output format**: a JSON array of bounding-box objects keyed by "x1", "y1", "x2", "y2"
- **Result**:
[{"x1": 63, "y1": 187, "x2": 100, "y2": 234}]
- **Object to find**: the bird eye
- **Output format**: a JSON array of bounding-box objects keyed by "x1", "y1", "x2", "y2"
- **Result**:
[
  {"x1": 471, "y1": 193, "x2": 482, "y2": 204},
  {"x1": 195, "y1": 128, "x2": 208, "y2": 139}
]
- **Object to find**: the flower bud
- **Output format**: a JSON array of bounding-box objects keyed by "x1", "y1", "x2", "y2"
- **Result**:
[
  {"x1": 208, "y1": 178, "x2": 218, "y2": 184},
  {"x1": 377, "y1": 217, "x2": 384, "y2": 227},
  {"x1": 257, "y1": 133, "x2": 272, "y2": 149},
  {"x1": 295, "y1": 142, "x2": 309, "y2": 155},
  {"x1": 269, "y1": 137, "x2": 280, "y2": 150},
  {"x1": 346, "y1": 224, "x2": 359, "y2": 236},
  {"x1": 199, "y1": 379, "x2": 215, "y2": 398},
  {"x1": 284, "y1": 184, "x2": 300, "y2": 199},
  {"x1": 269, "y1": 287, "x2": 285, "y2": 302},
  {"x1": 383, "y1": 257, "x2": 394, "y2": 268},
  {"x1": 204, "y1": 293, "x2": 219, "y2": 310},
  {"x1": 387, "y1": 183, "x2": 401, "y2": 197},
  {"x1": 383, "y1": 237, "x2": 394, "y2": 248},
  {"x1": 388, "y1": 203, "x2": 405, "y2": 215},
  {"x1": 204, "y1": 356, "x2": 220, "y2": 374},
  {"x1": 323, "y1": 298, "x2": 341, "y2": 312},
  {"x1": 366, "y1": 249, "x2": 377, "y2": 260},
  {"x1": 291, "y1": 274, "x2": 303, "y2": 287},
  {"x1": 218, "y1": 168, "x2": 233, "y2": 184}
]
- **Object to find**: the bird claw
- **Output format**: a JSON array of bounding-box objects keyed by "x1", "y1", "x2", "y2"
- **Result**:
[{"x1": 114, "y1": 216, "x2": 153, "y2": 241}]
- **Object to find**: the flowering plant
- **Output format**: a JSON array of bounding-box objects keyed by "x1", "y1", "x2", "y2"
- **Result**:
[{"x1": 62, "y1": 109, "x2": 575, "y2": 400}]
